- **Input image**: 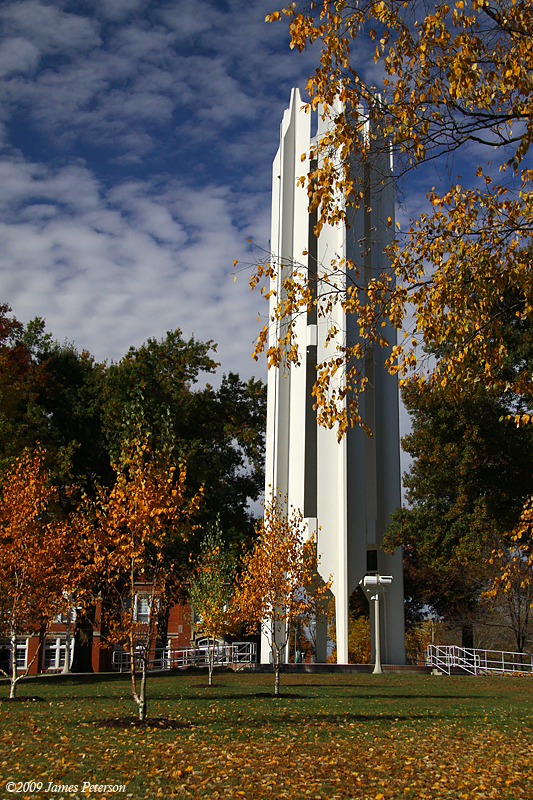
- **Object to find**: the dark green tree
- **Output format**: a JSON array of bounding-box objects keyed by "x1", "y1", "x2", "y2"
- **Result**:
[
  {"x1": 0, "y1": 312, "x2": 266, "y2": 544},
  {"x1": 36, "y1": 342, "x2": 108, "y2": 490},
  {"x1": 0, "y1": 305, "x2": 49, "y2": 473},
  {"x1": 0, "y1": 305, "x2": 108, "y2": 489},
  {"x1": 101, "y1": 331, "x2": 266, "y2": 547},
  {"x1": 101, "y1": 330, "x2": 218, "y2": 458},
  {"x1": 384, "y1": 376, "x2": 533, "y2": 645}
]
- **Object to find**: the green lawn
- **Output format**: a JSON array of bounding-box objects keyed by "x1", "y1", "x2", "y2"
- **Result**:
[{"x1": 1, "y1": 670, "x2": 532, "y2": 799}]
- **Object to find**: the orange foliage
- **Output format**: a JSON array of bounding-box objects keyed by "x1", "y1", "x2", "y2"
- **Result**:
[
  {"x1": 86, "y1": 438, "x2": 203, "y2": 720},
  {"x1": 0, "y1": 448, "x2": 79, "y2": 696},
  {"x1": 254, "y1": 1, "x2": 533, "y2": 437},
  {"x1": 234, "y1": 494, "x2": 331, "y2": 693}
]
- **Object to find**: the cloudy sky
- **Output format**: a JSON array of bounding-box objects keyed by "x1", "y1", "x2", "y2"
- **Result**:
[
  {"x1": 0, "y1": 0, "x2": 328, "y2": 379},
  {"x1": 2, "y1": 0, "x2": 502, "y2": 482}
]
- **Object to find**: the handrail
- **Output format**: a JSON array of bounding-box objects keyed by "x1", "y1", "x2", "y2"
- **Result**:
[
  {"x1": 111, "y1": 642, "x2": 257, "y2": 672},
  {"x1": 426, "y1": 644, "x2": 533, "y2": 675}
]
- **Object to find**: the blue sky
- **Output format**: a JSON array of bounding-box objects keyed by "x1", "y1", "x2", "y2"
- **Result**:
[
  {"x1": 0, "y1": 0, "x2": 482, "y2": 376},
  {"x1": 1, "y1": 0, "x2": 510, "y2": 482},
  {"x1": 0, "y1": 0, "x2": 322, "y2": 378}
]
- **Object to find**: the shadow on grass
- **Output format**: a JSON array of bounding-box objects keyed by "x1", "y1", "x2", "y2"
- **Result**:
[
  {"x1": 192, "y1": 711, "x2": 446, "y2": 729},
  {"x1": 179, "y1": 692, "x2": 316, "y2": 701},
  {"x1": 94, "y1": 716, "x2": 190, "y2": 729},
  {"x1": 1, "y1": 696, "x2": 46, "y2": 703},
  {"x1": 333, "y1": 693, "x2": 485, "y2": 701},
  {"x1": 274, "y1": 685, "x2": 487, "y2": 700},
  {"x1": 172, "y1": 690, "x2": 483, "y2": 702}
]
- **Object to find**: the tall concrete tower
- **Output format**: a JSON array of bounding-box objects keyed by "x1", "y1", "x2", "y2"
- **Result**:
[{"x1": 264, "y1": 88, "x2": 405, "y2": 665}]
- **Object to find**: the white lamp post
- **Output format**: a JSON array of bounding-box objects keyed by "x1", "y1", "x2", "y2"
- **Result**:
[{"x1": 360, "y1": 575, "x2": 393, "y2": 674}]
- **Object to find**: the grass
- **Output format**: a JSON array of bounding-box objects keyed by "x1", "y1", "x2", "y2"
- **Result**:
[{"x1": 1, "y1": 670, "x2": 533, "y2": 799}]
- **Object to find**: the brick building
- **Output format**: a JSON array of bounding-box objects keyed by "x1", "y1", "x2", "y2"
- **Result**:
[{"x1": 0, "y1": 594, "x2": 195, "y2": 677}]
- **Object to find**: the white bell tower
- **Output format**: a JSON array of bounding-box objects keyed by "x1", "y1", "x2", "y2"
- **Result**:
[{"x1": 264, "y1": 88, "x2": 405, "y2": 665}]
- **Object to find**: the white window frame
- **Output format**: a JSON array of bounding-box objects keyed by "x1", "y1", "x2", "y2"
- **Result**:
[
  {"x1": 134, "y1": 595, "x2": 151, "y2": 624},
  {"x1": 43, "y1": 636, "x2": 73, "y2": 671},
  {"x1": 0, "y1": 637, "x2": 28, "y2": 671},
  {"x1": 16, "y1": 638, "x2": 28, "y2": 669}
]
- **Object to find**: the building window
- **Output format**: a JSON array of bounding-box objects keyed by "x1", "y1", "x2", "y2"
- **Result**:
[
  {"x1": 0, "y1": 637, "x2": 28, "y2": 671},
  {"x1": 16, "y1": 639, "x2": 28, "y2": 669},
  {"x1": 135, "y1": 596, "x2": 151, "y2": 624},
  {"x1": 44, "y1": 636, "x2": 73, "y2": 671}
]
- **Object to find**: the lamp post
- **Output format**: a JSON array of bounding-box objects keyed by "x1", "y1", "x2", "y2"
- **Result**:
[{"x1": 360, "y1": 575, "x2": 393, "y2": 674}]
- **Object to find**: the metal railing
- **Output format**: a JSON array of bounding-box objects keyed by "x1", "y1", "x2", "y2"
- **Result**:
[
  {"x1": 426, "y1": 644, "x2": 533, "y2": 675},
  {"x1": 112, "y1": 642, "x2": 256, "y2": 672}
]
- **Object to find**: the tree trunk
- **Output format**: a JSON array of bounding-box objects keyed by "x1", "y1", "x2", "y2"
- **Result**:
[
  {"x1": 7, "y1": 628, "x2": 47, "y2": 700},
  {"x1": 461, "y1": 622, "x2": 474, "y2": 649},
  {"x1": 131, "y1": 654, "x2": 148, "y2": 723},
  {"x1": 130, "y1": 645, "x2": 140, "y2": 717},
  {"x1": 9, "y1": 632, "x2": 17, "y2": 699},
  {"x1": 208, "y1": 638, "x2": 214, "y2": 687},
  {"x1": 138, "y1": 697, "x2": 147, "y2": 722},
  {"x1": 138, "y1": 659, "x2": 147, "y2": 722},
  {"x1": 71, "y1": 610, "x2": 94, "y2": 673},
  {"x1": 133, "y1": 690, "x2": 147, "y2": 722},
  {"x1": 273, "y1": 645, "x2": 280, "y2": 696}
]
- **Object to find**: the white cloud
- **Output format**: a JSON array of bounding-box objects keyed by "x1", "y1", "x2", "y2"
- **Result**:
[
  {"x1": 0, "y1": 37, "x2": 40, "y2": 77},
  {"x1": 0, "y1": 0, "x2": 314, "y2": 164},
  {"x1": 0, "y1": 155, "x2": 268, "y2": 380},
  {"x1": 108, "y1": 181, "x2": 187, "y2": 244},
  {"x1": 0, "y1": 1, "x2": 101, "y2": 55},
  {"x1": 0, "y1": 0, "x2": 322, "y2": 382},
  {"x1": 158, "y1": 0, "x2": 225, "y2": 40}
]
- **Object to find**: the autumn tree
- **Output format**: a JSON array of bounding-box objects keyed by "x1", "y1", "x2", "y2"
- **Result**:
[
  {"x1": 488, "y1": 499, "x2": 533, "y2": 654},
  {"x1": 87, "y1": 438, "x2": 202, "y2": 722},
  {"x1": 384, "y1": 356, "x2": 533, "y2": 646},
  {"x1": 0, "y1": 449, "x2": 79, "y2": 699},
  {"x1": 188, "y1": 519, "x2": 237, "y2": 686},
  {"x1": 234, "y1": 495, "x2": 331, "y2": 695},
  {"x1": 254, "y1": 1, "x2": 533, "y2": 435}
]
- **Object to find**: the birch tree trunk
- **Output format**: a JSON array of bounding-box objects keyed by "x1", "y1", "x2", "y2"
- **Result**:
[
  {"x1": 208, "y1": 638, "x2": 214, "y2": 687},
  {"x1": 9, "y1": 631, "x2": 17, "y2": 700},
  {"x1": 273, "y1": 643, "x2": 280, "y2": 696}
]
